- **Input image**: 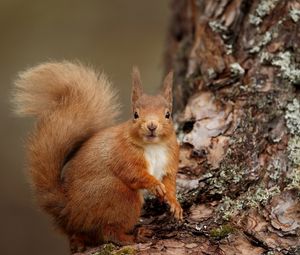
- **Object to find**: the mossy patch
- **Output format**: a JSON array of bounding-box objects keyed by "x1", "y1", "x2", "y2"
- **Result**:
[
  {"x1": 210, "y1": 224, "x2": 235, "y2": 240},
  {"x1": 92, "y1": 244, "x2": 136, "y2": 255},
  {"x1": 93, "y1": 243, "x2": 116, "y2": 255},
  {"x1": 114, "y1": 247, "x2": 136, "y2": 255}
]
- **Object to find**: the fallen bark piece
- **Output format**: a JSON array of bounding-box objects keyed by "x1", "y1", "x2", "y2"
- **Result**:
[
  {"x1": 185, "y1": 243, "x2": 198, "y2": 249},
  {"x1": 219, "y1": 233, "x2": 265, "y2": 255},
  {"x1": 189, "y1": 204, "x2": 214, "y2": 222},
  {"x1": 269, "y1": 190, "x2": 300, "y2": 234}
]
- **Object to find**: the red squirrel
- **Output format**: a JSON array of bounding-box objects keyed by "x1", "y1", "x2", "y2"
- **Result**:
[{"x1": 13, "y1": 61, "x2": 182, "y2": 250}]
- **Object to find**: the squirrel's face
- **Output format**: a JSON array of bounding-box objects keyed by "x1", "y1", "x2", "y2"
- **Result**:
[{"x1": 130, "y1": 68, "x2": 174, "y2": 144}]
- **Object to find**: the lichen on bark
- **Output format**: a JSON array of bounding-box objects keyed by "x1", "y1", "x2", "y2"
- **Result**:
[{"x1": 166, "y1": 0, "x2": 300, "y2": 253}]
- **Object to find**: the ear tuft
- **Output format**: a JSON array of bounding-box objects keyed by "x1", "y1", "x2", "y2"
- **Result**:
[
  {"x1": 131, "y1": 66, "x2": 143, "y2": 105},
  {"x1": 161, "y1": 71, "x2": 173, "y2": 109}
]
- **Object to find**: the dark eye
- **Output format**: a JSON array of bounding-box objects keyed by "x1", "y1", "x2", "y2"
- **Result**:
[
  {"x1": 165, "y1": 111, "x2": 171, "y2": 119},
  {"x1": 134, "y1": 111, "x2": 139, "y2": 119}
]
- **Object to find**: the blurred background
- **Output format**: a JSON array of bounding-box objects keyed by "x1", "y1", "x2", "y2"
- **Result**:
[{"x1": 0, "y1": 1, "x2": 169, "y2": 254}]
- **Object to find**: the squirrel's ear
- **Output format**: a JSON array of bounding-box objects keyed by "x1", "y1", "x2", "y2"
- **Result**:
[
  {"x1": 131, "y1": 66, "x2": 143, "y2": 105},
  {"x1": 161, "y1": 71, "x2": 173, "y2": 108}
]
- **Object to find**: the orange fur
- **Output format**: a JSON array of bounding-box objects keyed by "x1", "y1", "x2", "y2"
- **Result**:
[{"x1": 13, "y1": 61, "x2": 182, "y2": 251}]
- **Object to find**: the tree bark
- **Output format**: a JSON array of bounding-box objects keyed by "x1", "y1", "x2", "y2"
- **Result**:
[{"x1": 77, "y1": 0, "x2": 300, "y2": 254}]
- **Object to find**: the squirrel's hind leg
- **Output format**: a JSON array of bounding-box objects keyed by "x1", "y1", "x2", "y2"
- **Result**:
[
  {"x1": 69, "y1": 233, "x2": 90, "y2": 253},
  {"x1": 102, "y1": 224, "x2": 135, "y2": 245}
]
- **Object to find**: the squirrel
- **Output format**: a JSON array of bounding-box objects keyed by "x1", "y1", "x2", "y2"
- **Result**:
[{"x1": 13, "y1": 61, "x2": 183, "y2": 251}]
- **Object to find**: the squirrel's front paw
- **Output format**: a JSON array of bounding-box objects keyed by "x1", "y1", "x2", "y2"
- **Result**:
[
  {"x1": 169, "y1": 201, "x2": 183, "y2": 221},
  {"x1": 149, "y1": 182, "x2": 166, "y2": 199}
]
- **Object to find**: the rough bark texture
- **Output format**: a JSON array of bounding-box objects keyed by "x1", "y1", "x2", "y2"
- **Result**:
[{"x1": 76, "y1": 0, "x2": 300, "y2": 254}]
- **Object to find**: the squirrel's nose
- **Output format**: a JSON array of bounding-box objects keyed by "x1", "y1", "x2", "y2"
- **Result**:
[{"x1": 147, "y1": 123, "x2": 157, "y2": 132}]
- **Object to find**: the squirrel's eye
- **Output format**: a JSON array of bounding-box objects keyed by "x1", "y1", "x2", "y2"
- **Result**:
[
  {"x1": 165, "y1": 111, "x2": 171, "y2": 119},
  {"x1": 134, "y1": 112, "x2": 139, "y2": 119}
]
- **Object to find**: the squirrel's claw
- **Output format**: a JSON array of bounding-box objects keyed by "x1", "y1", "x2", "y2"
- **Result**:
[
  {"x1": 169, "y1": 201, "x2": 183, "y2": 221},
  {"x1": 149, "y1": 182, "x2": 166, "y2": 199}
]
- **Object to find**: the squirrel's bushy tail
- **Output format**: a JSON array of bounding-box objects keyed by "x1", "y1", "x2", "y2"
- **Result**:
[{"x1": 13, "y1": 61, "x2": 120, "y2": 218}]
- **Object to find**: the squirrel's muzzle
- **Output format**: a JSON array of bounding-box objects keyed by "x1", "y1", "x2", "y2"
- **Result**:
[{"x1": 147, "y1": 122, "x2": 157, "y2": 132}]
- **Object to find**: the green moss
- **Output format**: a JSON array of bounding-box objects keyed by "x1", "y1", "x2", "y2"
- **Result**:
[
  {"x1": 114, "y1": 247, "x2": 136, "y2": 255},
  {"x1": 210, "y1": 224, "x2": 235, "y2": 239},
  {"x1": 93, "y1": 243, "x2": 116, "y2": 255},
  {"x1": 93, "y1": 245, "x2": 136, "y2": 255}
]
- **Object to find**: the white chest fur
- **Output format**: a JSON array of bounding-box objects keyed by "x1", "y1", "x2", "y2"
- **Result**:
[{"x1": 144, "y1": 144, "x2": 168, "y2": 181}]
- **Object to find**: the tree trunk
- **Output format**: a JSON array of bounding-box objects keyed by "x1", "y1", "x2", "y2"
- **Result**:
[{"x1": 77, "y1": 0, "x2": 300, "y2": 254}]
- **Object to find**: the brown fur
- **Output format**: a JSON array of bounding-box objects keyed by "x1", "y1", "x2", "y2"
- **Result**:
[{"x1": 13, "y1": 61, "x2": 182, "y2": 251}]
